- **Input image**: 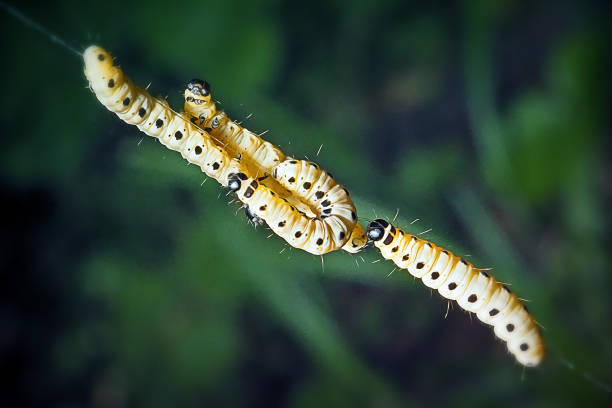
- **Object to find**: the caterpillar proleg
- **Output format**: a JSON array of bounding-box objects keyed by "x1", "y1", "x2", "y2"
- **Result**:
[{"x1": 366, "y1": 219, "x2": 545, "y2": 367}]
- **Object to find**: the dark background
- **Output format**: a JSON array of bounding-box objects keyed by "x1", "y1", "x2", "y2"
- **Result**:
[{"x1": 1, "y1": 0, "x2": 611, "y2": 406}]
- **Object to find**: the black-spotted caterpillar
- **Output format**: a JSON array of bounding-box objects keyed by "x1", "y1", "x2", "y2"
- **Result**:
[
  {"x1": 184, "y1": 79, "x2": 284, "y2": 177},
  {"x1": 84, "y1": 44, "x2": 543, "y2": 366},
  {"x1": 83, "y1": 45, "x2": 366, "y2": 255},
  {"x1": 84, "y1": 46, "x2": 242, "y2": 187},
  {"x1": 227, "y1": 160, "x2": 365, "y2": 254},
  {"x1": 366, "y1": 219, "x2": 545, "y2": 367},
  {"x1": 183, "y1": 79, "x2": 367, "y2": 254}
]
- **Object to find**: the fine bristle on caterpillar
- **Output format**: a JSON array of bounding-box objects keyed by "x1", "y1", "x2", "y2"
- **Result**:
[
  {"x1": 228, "y1": 165, "x2": 367, "y2": 255},
  {"x1": 84, "y1": 45, "x2": 366, "y2": 255},
  {"x1": 184, "y1": 79, "x2": 285, "y2": 177},
  {"x1": 184, "y1": 79, "x2": 367, "y2": 254},
  {"x1": 366, "y1": 219, "x2": 545, "y2": 367},
  {"x1": 83, "y1": 46, "x2": 241, "y2": 187}
]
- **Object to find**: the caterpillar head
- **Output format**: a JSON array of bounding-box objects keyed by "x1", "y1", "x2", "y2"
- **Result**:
[
  {"x1": 83, "y1": 45, "x2": 123, "y2": 95},
  {"x1": 184, "y1": 78, "x2": 214, "y2": 120},
  {"x1": 366, "y1": 219, "x2": 390, "y2": 242},
  {"x1": 186, "y1": 78, "x2": 210, "y2": 98}
]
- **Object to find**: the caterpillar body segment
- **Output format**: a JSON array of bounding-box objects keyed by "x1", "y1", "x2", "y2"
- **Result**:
[
  {"x1": 184, "y1": 78, "x2": 366, "y2": 253},
  {"x1": 184, "y1": 79, "x2": 285, "y2": 176},
  {"x1": 83, "y1": 46, "x2": 241, "y2": 186},
  {"x1": 274, "y1": 160, "x2": 357, "y2": 233},
  {"x1": 272, "y1": 159, "x2": 366, "y2": 253},
  {"x1": 84, "y1": 46, "x2": 366, "y2": 256},
  {"x1": 366, "y1": 219, "x2": 545, "y2": 367},
  {"x1": 228, "y1": 172, "x2": 365, "y2": 255}
]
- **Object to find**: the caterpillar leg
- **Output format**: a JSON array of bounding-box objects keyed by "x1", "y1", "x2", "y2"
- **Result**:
[{"x1": 366, "y1": 219, "x2": 545, "y2": 367}]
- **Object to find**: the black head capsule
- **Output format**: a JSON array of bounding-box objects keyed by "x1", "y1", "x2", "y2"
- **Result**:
[
  {"x1": 366, "y1": 219, "x2": 389, "y2": 242},
  {"x1": 187, "y1": 78, "x2": 211, "y2": 96}
]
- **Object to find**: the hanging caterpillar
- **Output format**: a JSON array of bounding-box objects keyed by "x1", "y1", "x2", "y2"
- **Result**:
[
  {"x1": 83, "y1": 45, "x2": 366, "y2": 255},
  {"x1": 227, "y1": 161, "x2": 367, "y2": 255},
  {"x1": 236, "y1": 161, "x2": 368, "y2": 254},
  {"x1": 84, "y1": 46, "x2": 242, "y2": 187},
  {"x1": 229, "y1": 156, "x2": 367, "y2": 254},
  {"x1": 184, "y1": 79, "x2": 285, "y2": 177},
  {"x1": 182, "y1": 80, "x2": 296, "y2": 209},
  {"x1": 84, "y1": 44, "x2": 543, "y2": 365},
  {"x1": 183, "y1": 78, "x2": 367, "y2": 253},
  {"x1": 366, "y1": 219, "x2": 544, "y2": 366}
]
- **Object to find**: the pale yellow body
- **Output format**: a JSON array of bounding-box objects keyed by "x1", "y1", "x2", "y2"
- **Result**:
[
  {"x1": 184, "y1": 88, "x2": 285, "y2": 176},
  {"x1": 273, "y1": 160, "x2": 360, "y2": 250},
  {"x1": 84, "y1": 46, "x2": 241, "y2": 186},
  {"x1": 230, "y1": 166, "x2": 366, "y2": 255},
  {"x1": 371, "y1": 221, "x2": 544, "y2": 367},
  {"x1": 84, "y1": 45, "x2": 366, "y2": 255},
  {"x1": 183, "y1": 77, "x2": 367, "y2": 254}
]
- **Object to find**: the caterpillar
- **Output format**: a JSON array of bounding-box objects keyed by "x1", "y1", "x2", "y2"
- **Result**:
[
  {"x1": 83, "y1": 46, "x2": 241, "y2": 187},
  {"x1": 366, "y1": 219, "x2": 545, "y2": 367},
  {"x1": 184, "y1": 79, "x2": 367, "y2": 254},
  {"x1": 182, "y1": 68, "x2": 368, "y2": 254},
  {"x1": 272, "y1": 159, "x2": 366, "y2": 253},
  {"x1": 84, "y1": 45, "x2": 366, "y2": 255},
  {"x1": 84, "y1": 44, "x2": 541, "y2": 364},
  {"x1": 184, "y1": 79, "x2": 285, "y2": 177},
  {"x1": 228, "y1": 163, "x2": 367, "y2": 255},
  {"x1": 236, "y1": 168, "x2": 367, "y2": 255}
]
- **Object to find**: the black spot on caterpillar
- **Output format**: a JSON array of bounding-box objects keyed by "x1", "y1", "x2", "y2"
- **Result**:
[
  {"x1": 83, "y1": 46, "x2": 241, "y2": 187},
  {"x1": 84, "y1": 46, "x2": 367, "y2": 255},
  {"x1": 366, "y1": 219, "x2": 545, "y2": 367},
  {"x1": 184, "y1": 78, "x2": 367, "y2": 254},
  {"x1": 183, "y1": 78, "x2": 285, "y2": 177},
  {"x1": 229, "y1": 168, "x2": 366, "y2": 255}
]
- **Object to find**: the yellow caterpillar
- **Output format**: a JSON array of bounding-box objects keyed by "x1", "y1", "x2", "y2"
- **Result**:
[
  {"x1": 84, "y1": 46, "x2": 241, "y2": 187},
  {"x1": 84, "y1": 45, "x2": 366, "y2": 255},
  {"x1": 84, "y1": 44, "x2": 543, "y2": 365},
  {"x1": 366, "y1": 219, "x2": 545, "y2": 367},
  {"x1": 235, "y1": 159, "x2": 367, "y2": 254},
  {"x1": 183, "y1": 78, "x2": 367, "y2": 254},
  {"x1": 184, "y1": 79, "x2": 284, "y2": 177},
  {"x1": 228, "y1": 163, "x2": 366, "y2": 255}
]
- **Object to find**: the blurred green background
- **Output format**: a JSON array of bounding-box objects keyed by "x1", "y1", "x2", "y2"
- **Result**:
[{"x1": 1, "y1": 0, "x2": 610, "y2": 406}]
